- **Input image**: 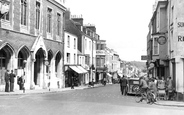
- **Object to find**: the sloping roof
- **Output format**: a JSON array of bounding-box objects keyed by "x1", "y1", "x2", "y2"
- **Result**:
[{"x1": 65, "y1": 19, "x2": 83, "y2": 39}]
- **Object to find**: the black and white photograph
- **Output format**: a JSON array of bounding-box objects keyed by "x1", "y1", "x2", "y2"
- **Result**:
[{"x1": 0, "y1": 0, "x2": 184, "y2": 115}]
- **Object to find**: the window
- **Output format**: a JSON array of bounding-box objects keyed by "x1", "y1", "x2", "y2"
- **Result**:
[
  {"x1": 96, "y1": 57, "x2": 100, "y2": 66},
  {"x1": 85, "y1": 39, "x2": 87, "y2": 49},
  {"x1": 74, "y1": 38, "x2": 76, "y2": 49},
  {"x1": 21, "y1": 0, "x2": 27, "y2": 25},
  {"x1": 67, "y1": 53, "x2": 70, "y2": 64},
  {"x1": 153, "y1": 37, "x2": 159, "y2": 55},
  {"x1": 2, "y1": 12, "x2": 9, "y2": 21},
  {"x1": 74, "y1": 54, "x2": 76, "y2": 64},
  {"x1": 89, "y1": 41, "x2": 91, "y2": 50},
  {"x1": 47, "y1": 8, "x2": 52, "y2": 33},
  {"x1": 36, "y1": 2, "x2": 40, "y2": 29},
  {"x1": 67, "y1": 35, "x2": 70, "y2": 48},
  {"x1": 57, "y1": 13, "x2": 61, "y2": 35}
]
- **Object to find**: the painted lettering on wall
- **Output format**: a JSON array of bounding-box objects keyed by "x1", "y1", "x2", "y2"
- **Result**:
[
  {"x1": 178, "y1": 22, "x2": 184, "y2": 28},
  {"x1": 178, "y1": 36, "x2": 184, "y2": 42}
]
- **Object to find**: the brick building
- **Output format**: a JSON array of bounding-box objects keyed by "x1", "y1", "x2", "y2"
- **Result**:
[{"x1": 0, "y1": 0, "x2": 66, "y2": 91}]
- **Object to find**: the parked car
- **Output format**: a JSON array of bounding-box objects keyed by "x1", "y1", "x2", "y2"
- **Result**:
[{"x1": 127, "y1": 77, "x2": 140, "y2": 95}]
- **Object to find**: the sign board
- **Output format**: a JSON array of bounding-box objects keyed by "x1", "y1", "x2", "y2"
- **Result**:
[
  {"x1": 141, "y1": 55, "x2": 147, "y2": 60},
  {"x1": 96, "y1": 50, "x2": 105, "y2": 55},
  {"x1": 157, "y1": 36, "x2": 167, "y2": 45}
]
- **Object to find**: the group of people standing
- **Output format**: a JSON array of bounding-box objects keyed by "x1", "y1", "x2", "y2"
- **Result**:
[
  {"x1": 139, "y1": 76, "x2": 175, "y2": 102},
  {"x1": 4, "y1": 70, "x2": 25, "y2": 92},
  {"x1": 5, "y1": 70, "x2": 16, "y2": 92}
]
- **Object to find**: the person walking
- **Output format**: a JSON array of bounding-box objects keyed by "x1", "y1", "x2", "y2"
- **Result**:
[
  {"x1": 121, "y1": 76, "x2": 128, "y2": 96},
  {"x1": 4, "y1": 70, "x2": 10, "y2": 92},
  {"x1": 9, "y1": 70, "x2": 16, "y2": 92},
  {"x1": 119, "y1": 76, "x2": 123, "y2": 95}
]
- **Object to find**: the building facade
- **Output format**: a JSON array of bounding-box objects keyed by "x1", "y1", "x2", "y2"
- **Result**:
[
  {"x1": 147, "y1": 0, "x2": 184, "y2": 100},
  {"x1": 0, "y1": 0, "x2": 66, "y2": 91}
]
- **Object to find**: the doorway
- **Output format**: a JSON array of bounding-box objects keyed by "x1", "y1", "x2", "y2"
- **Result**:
[{"x1": 34, "y1": 48, "x2": 45, "y2": 86}]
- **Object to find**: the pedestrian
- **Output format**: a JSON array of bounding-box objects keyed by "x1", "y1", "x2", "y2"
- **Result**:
[
  {"x1": 4, "y1": 70, "x2": 10, "y2": 92},
  {"x1": 138, "y1": 77, "x2": 149, "y2": 103},
  {"x1": 119, "y1": 76, "x2": 123, "y2": 95},
  {"x1": 9, "y1": 70, "x2": 16, "y2": 92},
  {"x1": 18, "y1": 76, "x2": 25, "y2": 90},
  {"x1": 148, "y1": 78, "x2": 157, "y2": 102},
  {"x1": 166, "y1": 77, "x2": 173, "y2": 100},
  {"x1": 71, "y1": 76, "x2": 74, "y2": 89},
  {"x1": 121, "y1": 76, "x2": 128, "y2": 96}
]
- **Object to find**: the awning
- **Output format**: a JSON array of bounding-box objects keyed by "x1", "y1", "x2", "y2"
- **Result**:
[
  {"x1": 77, "y1": 66, "x2": 88, "y2": 73},
  {"x1": 69, "y1": 66, "x2": 83, "y2": 74}
]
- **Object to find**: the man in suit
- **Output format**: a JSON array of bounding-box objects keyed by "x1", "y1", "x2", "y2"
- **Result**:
[
  {"x1": 9, "y1": 70, "x2": 16, "y2": 92},
  {"x1": 5, "y1": 70, "x2": 10, "y2": 92},
  {"x1": 121, "y1": 76, "x2": 128, "y2": 96}
]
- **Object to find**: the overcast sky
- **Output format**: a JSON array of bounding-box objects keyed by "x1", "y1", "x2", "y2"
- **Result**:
[{"x1": 65, "y1": 0, "x2": 156, "y2": 62}]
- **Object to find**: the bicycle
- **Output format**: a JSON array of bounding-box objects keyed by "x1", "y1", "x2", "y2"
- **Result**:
[{"x1": 135, "y1": 87, "x2": 156, "y2": 104}]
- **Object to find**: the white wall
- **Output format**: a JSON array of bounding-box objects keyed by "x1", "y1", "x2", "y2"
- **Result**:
[{"x1": 64, "y1": 32, "x2": 78, "y2": 65}]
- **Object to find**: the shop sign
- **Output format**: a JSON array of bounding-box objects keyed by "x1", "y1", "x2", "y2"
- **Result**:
[
  {"x1": 178, "y1": 36, "x2": 184, "y2": 42},
  {"x1": 157, "y1": 36, "x2": 167, "y2": 45},
  {"x1": 96, "y1": 50, "x2": 105, "y2": 55}
]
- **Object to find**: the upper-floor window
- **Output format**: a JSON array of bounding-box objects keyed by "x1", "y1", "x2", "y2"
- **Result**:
[
  {"x1": 21, "y1": 0, "x2": 27, "y2": 26},
  {"x1": 153, "y1": 37, "x2": 159, "y2": 55},
  {"x1": 2, "y1": 12, "x2": 9, "y2": 21},
  {"x1": 67, "y1": 53, "x2": 70, "y2": 64},
  {"x1": 89, "y1": 41, "x2": 91, "y2": 50},
  {"x1": 57, "y1": 13, "x2": 61, "y2": 36},
  {"x1": 47, "y1": 8, "x2": 52, "y2": 33},
  {"x1": 74, "y1": 54, "x2": 76, "y2": 64},
  {"x1": 35, "y1": 2, "x2": 40, "y2": 29},
  {"x1": 74, "y1": 38, "x2": 76, "y2": 49},
  {"x1": 67, "y1": 35, "x2": 70, "y2": 48},
  {"x1": 85, "y1": 39, "x2": 87, "y2": 49}
]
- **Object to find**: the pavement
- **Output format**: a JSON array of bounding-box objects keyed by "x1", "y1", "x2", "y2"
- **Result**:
[
  {"x1": 0, "y1": 83, "x2": 105, "y2": 96},
  {"x1": 0, "y1": 83, "x2": 184, "y2": 107}
]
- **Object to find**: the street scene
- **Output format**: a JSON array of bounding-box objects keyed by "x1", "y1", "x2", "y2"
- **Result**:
[{"x1": 1, "y1": 0, "x2": 184, "y2": 115}]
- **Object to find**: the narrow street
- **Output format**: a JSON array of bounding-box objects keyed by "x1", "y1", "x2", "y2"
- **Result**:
[{"x1": 0, "y1": 84, "x2": 184, "y2": 115}]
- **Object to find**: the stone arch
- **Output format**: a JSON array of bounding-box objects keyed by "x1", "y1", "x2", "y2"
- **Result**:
[
  {"x1": 34, "y1": 48, "x2": 46, "y2": 85},
  {"x1": 54, "y1": 51, "x2": 62, "y2": 78},
  {"x1": 0, "y1": 43, "x2": 15, "y2": 86},
  {"x1": 17, "y1": 45, "x2": 30, "y2": 59}
]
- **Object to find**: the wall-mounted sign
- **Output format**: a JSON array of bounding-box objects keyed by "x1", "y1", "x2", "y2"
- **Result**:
[
  {"x1": 178, "y1": 36, "x2": 184, "y2": 42},
  {"x1": 157, "y1": 36, "x2": 167, "y2": 45},
  {"x1": 178, "y1": 22, "x2": 184, "y2": 28},
  {"x1": 96, "y1": 50, "x2": 105, "y2": 55}
]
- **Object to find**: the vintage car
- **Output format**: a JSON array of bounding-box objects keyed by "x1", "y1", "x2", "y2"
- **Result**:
[{"x1": 127, "y1": 77, "x2": 140, "y2": 95}]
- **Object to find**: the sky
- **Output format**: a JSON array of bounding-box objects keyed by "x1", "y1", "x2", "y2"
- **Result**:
[{"x1": 65, "y1": 0, "x2": 156, "y2": 62}]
